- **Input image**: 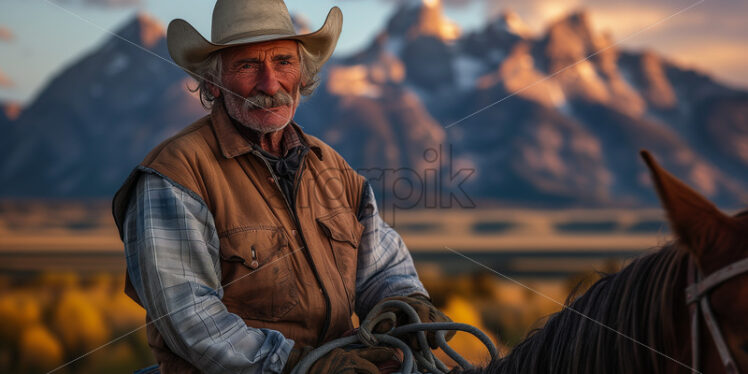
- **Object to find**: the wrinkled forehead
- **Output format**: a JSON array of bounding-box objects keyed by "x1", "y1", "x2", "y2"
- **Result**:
[{"x1": 220, "y1": 39, "x2": 300, "y2": 62}]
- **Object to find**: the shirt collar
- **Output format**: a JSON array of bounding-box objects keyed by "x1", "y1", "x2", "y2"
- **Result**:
[{"x1": 210, "y1": 99, "x2": 322, "y2": 160}]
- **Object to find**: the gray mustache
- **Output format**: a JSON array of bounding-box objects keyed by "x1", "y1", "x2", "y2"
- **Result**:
[{"x1": 242, "y1": 91, "x2": 293, "y2": 109}]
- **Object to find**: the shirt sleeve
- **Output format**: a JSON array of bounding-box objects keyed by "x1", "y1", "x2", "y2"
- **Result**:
[
  {"x1": 353, "y1": 181, "x2": 429, "y2": 318},
  {"x1": 123, "y1": 173, "x2": 294, "y2": 374}
]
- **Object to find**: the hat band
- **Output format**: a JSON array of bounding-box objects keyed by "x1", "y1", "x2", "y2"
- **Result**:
[{"x1": 215, "y1": 28, "x2": 296, "y2": 44}]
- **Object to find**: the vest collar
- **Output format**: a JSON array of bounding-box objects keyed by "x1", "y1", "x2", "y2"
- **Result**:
[{"x1": 210, "y1": 100, "x2": 323, "y2": 160}]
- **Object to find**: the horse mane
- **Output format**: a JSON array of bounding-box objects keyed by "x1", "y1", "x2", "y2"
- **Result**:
[{"x1": 472, "y1": 244, "x2": 691, "y2": 374}]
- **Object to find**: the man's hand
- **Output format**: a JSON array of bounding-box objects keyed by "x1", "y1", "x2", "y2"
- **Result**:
[
  {"x1": 283, "y1": 345, "x2": 397, "y2": 374},
  {"x1": 370, "y1": 294, "x2": 456, "y2": 349}
]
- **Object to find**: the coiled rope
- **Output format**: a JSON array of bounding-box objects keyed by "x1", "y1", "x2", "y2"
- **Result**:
[{"x1": 291, "y1": 300, "x2": 499, "y2": 374}]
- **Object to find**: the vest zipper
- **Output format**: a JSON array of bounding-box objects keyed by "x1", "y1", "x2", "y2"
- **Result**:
[{"x1": 252, "y1": 150, "x2": 332, "y2": 347}]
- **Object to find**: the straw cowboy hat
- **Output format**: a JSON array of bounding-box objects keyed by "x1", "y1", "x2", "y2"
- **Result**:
[{"x1": 166, "y1": 0, "x2": 343, "y2": 80}]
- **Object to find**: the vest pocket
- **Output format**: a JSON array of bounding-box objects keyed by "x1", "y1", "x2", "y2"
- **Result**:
[
  {"x1": 316, "y1": 210, "x2": 364, "y2": 310},
  {"x1": 218, "y1": 227, "x2": 299, "y2": 321}
]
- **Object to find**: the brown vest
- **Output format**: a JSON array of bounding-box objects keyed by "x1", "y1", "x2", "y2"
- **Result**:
[{"x1": 113, "y1": 103, "x2": 366, "y2": 373}]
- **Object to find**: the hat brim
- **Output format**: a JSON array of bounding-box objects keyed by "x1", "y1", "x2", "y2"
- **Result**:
[{"x1": 167, "y1": 6, "x2": 343, "y2": 81}]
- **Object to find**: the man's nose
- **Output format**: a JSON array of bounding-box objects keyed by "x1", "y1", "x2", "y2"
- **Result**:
[{"x1": 255, "y1": 61, "x2": 281, "y2": 96}]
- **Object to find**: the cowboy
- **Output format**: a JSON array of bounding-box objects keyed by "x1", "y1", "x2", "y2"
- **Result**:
[{"x1": 112, "y1": 1, "x2": 453, "y2": 373}]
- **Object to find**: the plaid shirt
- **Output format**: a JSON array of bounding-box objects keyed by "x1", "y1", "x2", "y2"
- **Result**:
[{"x1": 123, "y1": 162, "x2": 427, "y2": 373}]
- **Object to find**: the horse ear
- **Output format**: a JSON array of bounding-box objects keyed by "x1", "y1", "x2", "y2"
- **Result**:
[{"x1": 640, "y1": 150, "x2": 732, "y2": 262}]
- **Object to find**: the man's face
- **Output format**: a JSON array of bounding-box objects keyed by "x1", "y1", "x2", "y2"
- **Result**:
[{"x1": 216, "y1": 40, "x2": 302, "y2": 134}]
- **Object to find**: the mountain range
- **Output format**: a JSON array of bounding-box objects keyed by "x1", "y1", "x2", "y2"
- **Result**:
[{"x1": 1, "y1": 0, "x2": 746, "y2": 208}]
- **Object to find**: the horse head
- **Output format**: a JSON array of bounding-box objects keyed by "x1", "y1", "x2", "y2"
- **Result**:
[
  {"x1": 641, "y1": 150, "x2": 748, "y2": 373},
  {"x1": 466, "y1": 152, "x2": 746, "y2": 374}
]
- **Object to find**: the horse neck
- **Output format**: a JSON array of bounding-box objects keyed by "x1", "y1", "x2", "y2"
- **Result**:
[{"x1": 472, "y1": 246, "x2": 693, "y2": 374}]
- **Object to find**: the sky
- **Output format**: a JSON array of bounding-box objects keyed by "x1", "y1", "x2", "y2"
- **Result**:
[{"x1": 0, "y1": 0, "x2": 746, "y2": 104}]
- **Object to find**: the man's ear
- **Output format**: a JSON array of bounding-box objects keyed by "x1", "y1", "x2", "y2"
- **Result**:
[
  {"x1": 207, "y1": 81, "x2": 221, "y2": 99},
  {"x1": 640, "y1": 150, "x2": 734, "y2": 267}
]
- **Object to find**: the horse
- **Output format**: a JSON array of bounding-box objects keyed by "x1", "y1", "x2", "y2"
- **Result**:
[
  {"x1": 291, "y1": 151, "x2": 745, "y2": 374},
  {"x1": 464, "y1": 151, "x2": 748, "y2": 374}
]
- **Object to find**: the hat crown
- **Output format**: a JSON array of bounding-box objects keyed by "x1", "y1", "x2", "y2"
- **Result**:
[{"x1": 211, "y1": 0, "x2": 296, "y2": 44}]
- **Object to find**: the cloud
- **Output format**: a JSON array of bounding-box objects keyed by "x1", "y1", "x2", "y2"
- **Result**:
[
  {"x1": 0, "y1": 69, "x2": 14, "y2": 88},
  {"x1": 485, "y1": 0, "x2": 747, "y2": 34},
  {"x1": 0, "y1": 26, "x2": 14, "y2": 42},
  {"x1": 380, "y1": 0, "x2": 479, "y2": 8},
  {"x1": 586, "y1": 7, "x2": 670, "y2": 38},
  {"x1": 660, "y1": 39, "x2": 748, "y2": 88}
]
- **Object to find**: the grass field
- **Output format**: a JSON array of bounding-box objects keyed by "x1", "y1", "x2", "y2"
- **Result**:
[{"x1": 0, "y1": 201, "x2": 672, "y2": 373}]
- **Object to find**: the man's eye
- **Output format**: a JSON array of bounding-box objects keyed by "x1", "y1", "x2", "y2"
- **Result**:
[{"x1": 279, "y1": 60, "x2": 291, "y2": 66}]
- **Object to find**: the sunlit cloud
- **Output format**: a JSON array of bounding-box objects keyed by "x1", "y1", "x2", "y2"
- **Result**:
[
  {"x1": 0, "y1": 26, "x2": 14, "y2": 43},
  {"x1": 661, "y1": 39, "x2": 748, "y2": 88},
  {"x1": 382, "y1": 0, "x2": 478, "y2": 7},
  {"x1": 0, "y1": 69, "x2": 14, "y2": 88},
  {"x1": 586, "y1": 7, "x2": 670, "y2": 37}
]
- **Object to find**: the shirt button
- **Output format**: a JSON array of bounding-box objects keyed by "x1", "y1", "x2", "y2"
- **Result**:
[
  {"x1": 267, "y1": 177, "x2": 274, "y2": 184},
  {"x1": 319, "y1": 288, "x2": 323, "y2": 294},
  {"x1": 292, "y1": 230, "x2": 297, "y2": 236},
  {"x1": 249, "y1": 260, "x2": 259, "y2": 269}
]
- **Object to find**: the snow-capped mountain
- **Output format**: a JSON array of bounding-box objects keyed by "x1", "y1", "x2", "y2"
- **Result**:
[
  {"x1": 306, "y1": 2, "x2": 748, "y2": 207},
  {"x1": 0, "y1": 2, "x2": 746, "y2": 208}
]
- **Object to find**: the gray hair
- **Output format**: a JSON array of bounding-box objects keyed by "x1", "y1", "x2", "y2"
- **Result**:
[
  {"x1": 189, "y1": 42, "x2": 321, "y2": 110},
  {"x1": 189, "y1": 52, "x2": 223, "y2": 110}
]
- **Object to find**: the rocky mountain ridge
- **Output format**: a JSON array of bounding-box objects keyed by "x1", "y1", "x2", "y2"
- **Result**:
[{"x1": 1, "y1": 2, "x2": 746, "y2": 208}]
